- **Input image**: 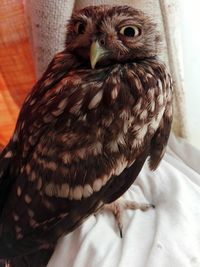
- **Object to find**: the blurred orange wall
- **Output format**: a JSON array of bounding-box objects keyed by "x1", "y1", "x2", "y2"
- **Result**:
[{"x1": 0, "y1": 0, "x2": 36, "y2": 146}]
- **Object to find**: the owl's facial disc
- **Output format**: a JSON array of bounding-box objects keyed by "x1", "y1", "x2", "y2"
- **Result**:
[
  {"x1": 67, "y1": 6, "x2": 160, "y2": 67},
  {"x1": 90, "y1": 41, "x2": 108, "y2": 69}
]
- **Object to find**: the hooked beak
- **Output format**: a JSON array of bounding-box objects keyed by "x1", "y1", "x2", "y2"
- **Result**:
[{"x1": 90, "y1": 41, "x2": 107, "y2": 69}]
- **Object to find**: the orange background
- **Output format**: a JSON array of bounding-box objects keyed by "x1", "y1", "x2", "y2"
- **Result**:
[{"x1": 0, "y1": 0, "x2": 36, "y2": 146}]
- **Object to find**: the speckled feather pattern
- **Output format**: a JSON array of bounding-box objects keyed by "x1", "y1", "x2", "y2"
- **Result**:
[{"x1": 0, "y1": 5, "x2": 173, "y2": 266}]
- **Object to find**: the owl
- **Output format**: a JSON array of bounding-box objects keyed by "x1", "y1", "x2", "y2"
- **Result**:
[{"x1": 0, "y1": 5, "x2": 173, "y2": 267}]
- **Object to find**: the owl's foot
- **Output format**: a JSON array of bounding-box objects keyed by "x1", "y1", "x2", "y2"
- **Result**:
[{"x1": 104, "y1": 198, "x2": 155, "y2": 238}]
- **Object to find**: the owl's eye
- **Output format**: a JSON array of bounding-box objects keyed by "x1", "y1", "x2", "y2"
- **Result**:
[
  {"x1": 75, "y1": 22, "x2": 86, "y2": 34},
  {"x1": 119, "y1": 26, "x2": 141, "y2": 37}
]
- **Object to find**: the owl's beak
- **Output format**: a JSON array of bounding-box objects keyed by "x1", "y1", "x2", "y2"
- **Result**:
[{"x1": 90, "y1": 41, "x2": 106, "y2": 69}]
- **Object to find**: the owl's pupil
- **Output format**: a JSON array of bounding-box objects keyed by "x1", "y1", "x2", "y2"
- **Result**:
[
  {"x1": 78, "y1": 23, "x2": 85, "y2": 34},
  {"x1": 124, "y1": 27, "x2": 135, "y2": 37}
]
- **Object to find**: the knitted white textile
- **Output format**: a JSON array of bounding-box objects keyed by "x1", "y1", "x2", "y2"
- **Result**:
[{"x1": 25, "y1": 0, "x2": 75, "y2": 78}]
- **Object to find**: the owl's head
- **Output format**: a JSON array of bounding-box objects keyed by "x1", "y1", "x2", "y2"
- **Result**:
[{"x1": 66, "y1": 5, "x2": 161, "y2": 69}]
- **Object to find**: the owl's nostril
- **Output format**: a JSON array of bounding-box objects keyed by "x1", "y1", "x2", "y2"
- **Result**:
[{"x1": 99, "y1": 38, "x2": 105, "y2": 46}]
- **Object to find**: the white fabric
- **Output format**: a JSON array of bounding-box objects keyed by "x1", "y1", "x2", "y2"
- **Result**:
[
  {"x1": 25, "y1": 0, "x2": 75, "y2": 78},
  {"x1": 48, "y1": 134, "x2": 200, "y2": 267},
  {"x1": 180, "y1": 0, "x2": 200, "y2": 148}
]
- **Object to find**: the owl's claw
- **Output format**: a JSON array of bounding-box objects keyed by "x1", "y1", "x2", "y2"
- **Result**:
[
  {"x1": 104, "y1": 198, "x2": 155, "y2": 238},
  {"x1": 119, "y1": 227, "x2": 123, "y2": 238}
]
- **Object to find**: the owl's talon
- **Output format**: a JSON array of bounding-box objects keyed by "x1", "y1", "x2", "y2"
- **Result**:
[
  {"x1": 104, "y1": 198, "x2": 154, "y2": 237},
  {"x1": 119, "y1": 227, "x2": 123, "y2": 239},
  {"x1": 139, "y1": 203, "x2": 155, "y2": 211}
]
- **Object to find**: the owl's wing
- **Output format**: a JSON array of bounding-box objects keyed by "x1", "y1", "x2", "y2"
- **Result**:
[
  {"x1": 0, "y1": 50, "x2": 79, "y2": 213},
  {"x1": 149, "y1": 107, "x2": 173, "y2": 170},
  {"x1": 0, "y1": 51, "x2": 81, "y2": 257},
  {"x1": 149, "y1": 75, "x2": 173, "y2": 170}
]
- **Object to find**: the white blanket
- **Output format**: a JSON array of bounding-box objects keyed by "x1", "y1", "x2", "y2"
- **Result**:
[{"x1": 48, "y1": 134, "x2": 200, "y2": 267}]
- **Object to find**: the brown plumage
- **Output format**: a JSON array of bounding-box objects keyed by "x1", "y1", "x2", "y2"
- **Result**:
[{"x1": 0, "y1": 5, "x2": 173, "y2": 266}]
